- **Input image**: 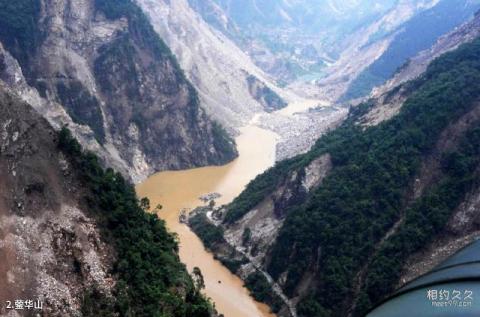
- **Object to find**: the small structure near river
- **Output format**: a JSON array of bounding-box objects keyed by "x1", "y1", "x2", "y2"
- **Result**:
[{"x1": 199, "y1": 192, "x2": 221, "y2": 203}]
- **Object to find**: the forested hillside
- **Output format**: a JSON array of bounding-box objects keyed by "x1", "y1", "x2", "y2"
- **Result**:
[{"x1": 211, "y1": 36, "x2": 480, "y2": 317}]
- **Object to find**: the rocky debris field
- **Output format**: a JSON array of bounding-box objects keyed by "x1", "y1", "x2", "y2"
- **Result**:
[{"x1": 259, "y1": 105, "x2": 348, "y2": 161}]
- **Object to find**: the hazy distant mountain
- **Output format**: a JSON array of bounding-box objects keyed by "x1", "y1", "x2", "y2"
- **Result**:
[
  {"x1": 190, "y1": 0, "x2": 480, "y2": 104},
  {"x1": 211, "y1": 1, "x2": 394, "y2": 26},
  {"x1": 189, "y1": 0, "x2": 441, "y2": 95},
  {"x1": 189, "y1": 0, "x2": 396, "y2": 80},
  {"x1": 190, "y1": 0, "x2": 398, "y2": 41},
  {"x1": 343, "y1": 0, "x2": 480, "y2": 101}
]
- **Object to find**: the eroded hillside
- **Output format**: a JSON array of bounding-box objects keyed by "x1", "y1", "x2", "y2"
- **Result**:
[
  {"x1": 136, "y1": 0, "x2": 290, "y2": 129},
  {"x1": 0, "y1": 0, "x2": 237, "y2": 182},
  {"x1": 0, "y1": 83, "x2": 215, "y2": 316}
]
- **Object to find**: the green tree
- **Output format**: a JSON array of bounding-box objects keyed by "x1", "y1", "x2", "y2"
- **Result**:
[
  {"x1": 192, "y1": 267, "x2": 205, "y2": 292},
  {"x1": 139, "y1": 197, "x2": 150, "y2": 211}
]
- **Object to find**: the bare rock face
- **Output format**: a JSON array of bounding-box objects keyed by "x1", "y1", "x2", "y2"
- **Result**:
[
  {"x1": 0, "y1": 85, "x2": 115, "y2": 316},
  {"x1": 302, "y1": 154, "x2": 333, "y2": 192},
  {"x1": 0, "y1": 0, "x2": 237, "y2": 182},
  {"x1": 135, "y1": 0, "x2": 291, "y2": 129},
  {"x1": 246, "y1": 75, "x2": 287, "y2": 113}
]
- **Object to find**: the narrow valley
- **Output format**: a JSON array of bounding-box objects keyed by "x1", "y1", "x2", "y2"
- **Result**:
[
  {"x1": 136, "y1": 99, "x2": 330, "y2": 317},
  {"x1": 2, "y1": 1, "x2": 480, "y2": 316}
]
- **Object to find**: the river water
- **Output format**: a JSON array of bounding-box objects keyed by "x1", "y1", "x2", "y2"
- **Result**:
[
  {"x1": 136, "y1": 125, "x2": 278, "y2": 317},
  {"x1": 136, "y1": 100, "x2": 325, "y2": 317}
]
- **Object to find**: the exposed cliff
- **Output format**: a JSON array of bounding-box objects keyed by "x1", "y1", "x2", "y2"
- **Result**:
[
  {"x1": 136, "y1": 0, "x2": 289, "y2": 129},
  {"x1": 0, "y1": 83, "x2": 215, "y2": 316},
  {"x1": 246, "y1": 75, "x2": 287, "y2": 113},
  {"x1": 0, "y1": 0, "x2": 237, "y2": 182}
]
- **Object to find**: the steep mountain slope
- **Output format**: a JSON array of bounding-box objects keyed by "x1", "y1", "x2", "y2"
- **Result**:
[
  {"x1": 0, "y1": 83, "x2": 214, "y2": 316},
  {"x1": 136, "y1": 0, "x2": 289, "y2": 129},
  {"x1": 190, "y1": 34, "x2": 480, "y2": 317},
  {"x1": 343, "y1": 0, "x2": 480, "y2": 101},
  {"x1": 0, "y1": 0, "x2": 236, "y2": 182}
]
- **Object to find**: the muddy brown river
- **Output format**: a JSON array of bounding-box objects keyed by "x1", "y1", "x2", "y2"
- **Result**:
[
  {"x1": 136, "y1": 125, "x2": 278, "y2": 317},
  {"x1": 136, "y1": 99, "x2": 327, "y2": 317}
]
